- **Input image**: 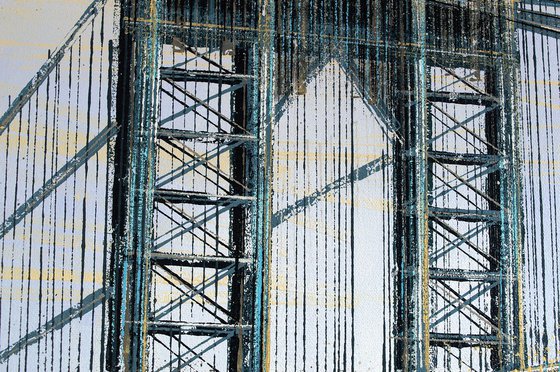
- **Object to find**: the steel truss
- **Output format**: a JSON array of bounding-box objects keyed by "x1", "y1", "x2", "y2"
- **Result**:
[
  {"x1": 148, "y1": 43, "x2": 258, "y2": 371},
  {"x1": 2, "y1": 0, "x2": 558, "y2": 370},
  {"x1": 106, "y1": 0, "x2": 524, "y2": 371},
  {"x1": 107, "y1": 0, "x2": 274, "y2": 370},
  {"x1": 393, "y1": 0, "x2": 524, "y2": 370}
]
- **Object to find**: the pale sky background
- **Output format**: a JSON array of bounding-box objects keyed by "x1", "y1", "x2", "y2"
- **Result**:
[
  {"x1": 0, "y1": 0, "x2": 96, "y2": 109},
  {"x1": 0, "y1": 1, "x2": 558, "y2": 370}
]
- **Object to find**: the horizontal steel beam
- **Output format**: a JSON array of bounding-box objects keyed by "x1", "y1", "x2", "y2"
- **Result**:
[
  {"x1": 157, "y1": 128, "x2": 257, "y2": 143},
  {"x1": 429, "y1": 207, "x2": 501, "y2": 222},
  {"x1": 429, "y1": 268, "x2": 501, "y2": 282},
  {"x1": 160, "y1": 67, "x2": 254, "y2": 85},
  {"x1": 151, "y1": 252, "x2": 252, "y2": 268},
  {"x1": 148, "y1": 321, "x2": 252, "y2": 337},
  {"x1": 154, "y1": 189, "x2": 255, "y2": 205},
  {"x1": 429, "y1": 151, "x2": 501, "y2": 166},
  {"x1": 427, "y1": 91, "x2": 498, "y2": 106},
  {"x1": 429, "y1": 332, "x2": 504, "y2": 348}
]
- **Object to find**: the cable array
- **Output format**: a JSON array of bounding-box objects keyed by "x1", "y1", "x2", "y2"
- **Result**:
[
  {"x1": 0, "y1": 0, "x2": 559, "y2": 371},
  {"x1": 519, "y1": 2, "x2": 560, "y2": 368},
  {"x1": 0, "y1": 2, "x2": 113, "y2": 370}
]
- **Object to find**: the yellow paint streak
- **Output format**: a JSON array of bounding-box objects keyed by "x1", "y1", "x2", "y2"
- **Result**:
[
  {"x1": 275, "y1": 150, "x2": 387, "y2": 161},
  {"x1": 521, "y1": 98, "x2": 560, "y2": 110},
  {"x1": 518, "y1": 204, "x2": 527, "y2": 369},
  {"x1": 0, "y1": 266, "x2": 101, "y2": 284},
  {"x1": 422, "y1": 207, "x2": 430, "y2": 370}
]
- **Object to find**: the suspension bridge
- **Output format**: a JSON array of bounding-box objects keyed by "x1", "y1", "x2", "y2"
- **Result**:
[{"x1": 0, "y1": 0, "x2": 560, "y2": 370}]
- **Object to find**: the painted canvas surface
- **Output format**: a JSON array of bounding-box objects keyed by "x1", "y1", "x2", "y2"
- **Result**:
[{"x1": 0, "y1": 1, "x2": 559, "y2": 371}]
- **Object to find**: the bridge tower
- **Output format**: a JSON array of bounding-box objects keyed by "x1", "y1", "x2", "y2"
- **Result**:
[
  {"x1": 107, "y1": 0, "x2": 274, "y2": 370},
  {"x1": 2, "y1": 0, "x2": 557, "y2": 371},
  {"x1": 390, "y1": 0, "x2": 525, "y2": 370}
]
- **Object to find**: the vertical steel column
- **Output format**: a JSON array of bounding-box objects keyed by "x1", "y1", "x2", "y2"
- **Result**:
[
  {"x1": 496, "y1": 1, "x2": 525, "y2": 367},
  {"x1": 107, "y1": 0, "x2": 161, "y2": 370},
  {"x1": 392, "y1": 0, "x2": 429, "y2": 370},
  {"x1": 411, "y1": 0, "x2": 429, "y2": 369},
  {"x1": 228, "y1": 43, "x2": 251, "y2": 372},
  {"x1": 252, "y1": 0, "x2": 275, "y2": 369}
]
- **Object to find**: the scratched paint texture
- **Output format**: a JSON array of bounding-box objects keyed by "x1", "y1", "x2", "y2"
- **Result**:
[{"x1": 0, "y1": 1, "x2": 559, "y2": 371}]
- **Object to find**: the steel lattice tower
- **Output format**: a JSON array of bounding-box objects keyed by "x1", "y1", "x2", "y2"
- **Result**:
[
  {"x1": 106, "y1": 0, "x2": 524, "y2": 370},
  {"x1": 107, "y1": 0, "x2": 274, "y2": 370},
  {"x1": 390, "y1": 0, "x2": 524, "y2": 370}
]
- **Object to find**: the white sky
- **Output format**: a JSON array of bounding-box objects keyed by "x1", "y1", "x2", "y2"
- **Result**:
[{"x1": 0, "y1": 0, "x2": 95, "y2": 108}]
